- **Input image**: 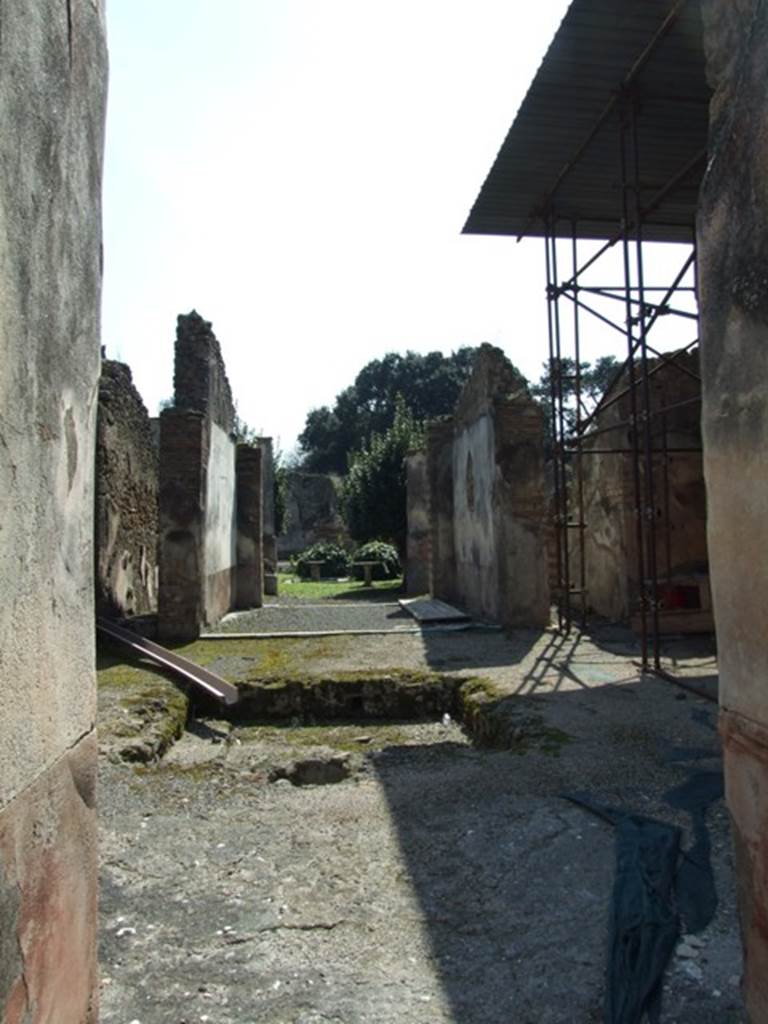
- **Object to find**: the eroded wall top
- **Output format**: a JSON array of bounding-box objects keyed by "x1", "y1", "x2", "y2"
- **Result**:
[
  {"x1": 453, "y1": 343, "x2": 528, "y2": 426},
  {"x1": 173, "y1": 311, "x2": 235, "y2": 434}
]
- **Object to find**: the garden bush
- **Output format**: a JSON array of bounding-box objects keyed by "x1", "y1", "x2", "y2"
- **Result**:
[
  {"x1": 293, "y1": 541, "x2": 352, "y2": 580},
  {"x1": 352, "y1": 540, "x2": 401, "y2": 581}
]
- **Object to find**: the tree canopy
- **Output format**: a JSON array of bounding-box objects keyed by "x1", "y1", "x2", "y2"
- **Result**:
[
  {"x1": 530, "y1": 355, "x2": 621, "y2": 442},
  {"x1": 342, "y1": 397, "x2": 424, "y2": 553},
  {"x1": 298, "y1": 347, "x2": 478, "y2": 474}
]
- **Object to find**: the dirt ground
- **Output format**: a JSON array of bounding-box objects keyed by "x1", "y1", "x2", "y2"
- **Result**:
[{"x1": 97, "y1": 622, "x2": 745, "y2": 1023}]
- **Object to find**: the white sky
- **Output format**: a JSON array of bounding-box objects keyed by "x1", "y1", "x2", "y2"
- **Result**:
[{"x1": 102, "y1": 1, "x2": 697, "y2": 455}]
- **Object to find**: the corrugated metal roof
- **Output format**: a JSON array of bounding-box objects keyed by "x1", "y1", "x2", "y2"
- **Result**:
[{"x1": 462, "y1": 0, "x2": 709, "y2": 242}]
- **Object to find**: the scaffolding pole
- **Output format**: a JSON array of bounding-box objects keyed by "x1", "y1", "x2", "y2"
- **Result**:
[{"x1": 540, "y1": 90, "x2": 704, "y2": 678}]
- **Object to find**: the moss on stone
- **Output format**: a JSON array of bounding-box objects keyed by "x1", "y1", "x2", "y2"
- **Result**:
[
  {"x1": 233, "y1": 722, "x2": 417, "y2": 753},
  {"x1": 181, "y1": 635, "x2": 352, "y2": 675}
]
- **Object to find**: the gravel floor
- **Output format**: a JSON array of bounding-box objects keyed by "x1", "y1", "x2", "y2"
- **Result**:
[
  {"x1": 98, "y1": 626, "x2": 745, "y2": 1023},
  {"x1": 210, "y1": 602, "x2": 419, "y2": 635}
]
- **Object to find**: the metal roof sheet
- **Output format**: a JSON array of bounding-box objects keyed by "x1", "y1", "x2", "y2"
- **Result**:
[{"x1": 463, "y1": 0, "x2": 709, "y2": 242}]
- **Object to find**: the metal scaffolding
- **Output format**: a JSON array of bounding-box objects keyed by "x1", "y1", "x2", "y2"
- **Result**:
[
  {"x1": 462, "y1": 0, "x2": 711, "y2": 676},
  {"x1": 543, "y1": 90, "x2": 704, "y2": 674}
]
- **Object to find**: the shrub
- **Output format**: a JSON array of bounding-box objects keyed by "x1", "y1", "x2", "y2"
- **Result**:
[
  {"x1": 293, "y1": 541, "x2": 352, "y2": 580},
  {"x1": 352, "y1": 540, "x2": 401, "y2": 581}
]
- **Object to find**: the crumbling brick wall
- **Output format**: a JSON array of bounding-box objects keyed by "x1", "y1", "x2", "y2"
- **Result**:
[
  {"x1": 158, "y1": 312, "x2": 249, "y2": 638},
  {"x1": 173, "y1": 310, "x2": 235, "y2": 433},
  {"x1": 96, "y1": 359, "x2": 159, "y2": 618}
]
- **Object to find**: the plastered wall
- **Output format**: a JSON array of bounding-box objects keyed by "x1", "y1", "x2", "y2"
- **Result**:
[
  {"x1": 452, "y1": 414, "x2": 499, "y2": 620},
  {"x1": 405, "y1": 451, "x2": 431, "y2": 595},
  {"x1": 579, "y1": 351, "x2": 708, "y2": 627},
  {"x1": 204, "y1": 421, "x2": 238, "y2": 621},
  {"x1": 0, "y1": 1, "x2": 107, "y2": 1018},
  {"x1": 427, "y1": 345, "x2": 550, "y2": 628},
  {"x1": 699, "y1": 2, "x2": 768, "y2": 1016}
]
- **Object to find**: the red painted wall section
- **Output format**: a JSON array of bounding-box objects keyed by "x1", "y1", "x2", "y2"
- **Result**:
[
  {"x1": 720, "y1": 711, "x2": 768, "y2": 1019},
  {"x1": 0, "y1": 735, "x2": 98, "y2": 1024}
]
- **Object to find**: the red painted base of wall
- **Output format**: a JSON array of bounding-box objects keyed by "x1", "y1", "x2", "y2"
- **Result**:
[
  {"x1": 0, "y1": 733, "x2": 98, "y2": 1024},
  {"x1": 721, "y1": 708, "x2": 768, "y2": 1022}
]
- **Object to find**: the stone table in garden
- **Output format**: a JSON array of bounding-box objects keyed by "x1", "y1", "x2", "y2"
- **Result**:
[{"x1": 354, "y1": 561, "x2": 380, "y2": 587}]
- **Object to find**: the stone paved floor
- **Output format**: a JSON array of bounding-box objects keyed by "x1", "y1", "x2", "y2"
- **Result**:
[{"x1": 98, "y1": 623, "x2": 744, "y2": 1024}]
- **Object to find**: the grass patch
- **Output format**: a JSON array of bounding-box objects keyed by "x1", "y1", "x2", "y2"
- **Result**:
[
  {"x1": 277, "y1": 572, "x2": 403, "y2": 602},
  {"x1": 97, "y1": 650, "x2": 162, "y2": 687}
]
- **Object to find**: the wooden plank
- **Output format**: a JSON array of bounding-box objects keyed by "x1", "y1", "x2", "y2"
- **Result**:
[
  {"x1": 97, "y1": 618, "x2": 240, "y2": 706},
  {"x1": 398, "y1": 598, "x2": 471, "y2": 623}
]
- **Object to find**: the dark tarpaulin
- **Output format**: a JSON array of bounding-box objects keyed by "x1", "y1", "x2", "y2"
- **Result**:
[
  {"x1": 605, "y1": 816, "x2": 681, "y2": 1024},
  {"x1": 566, "y1": 769, "x2": 724, "y2": 1023}
]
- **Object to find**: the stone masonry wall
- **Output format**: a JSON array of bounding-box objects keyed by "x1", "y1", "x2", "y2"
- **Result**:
[
  {"x1": 96, "y1": 359, "x2": 159, "y2": 618},
  {"x1": 0, "y1": 2, "x2": 107, "y2": 1020},
  {"x1": 699, "y1": 2, "x2": 768, "y2": 1017}
]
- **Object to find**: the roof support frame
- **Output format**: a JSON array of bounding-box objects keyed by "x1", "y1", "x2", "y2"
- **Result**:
[{"x1": 544, "y1": 88, "x2": 703, "y2": 671}]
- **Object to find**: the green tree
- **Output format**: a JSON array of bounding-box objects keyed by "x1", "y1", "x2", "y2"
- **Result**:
[
  {"x1": 342, "y1": 397, "x2": 424, "y2": 553},
  {"x1": 531, "y1": 355, "x2": 621, "y2": 445},
  {"x1": 298, "y1": 347, "x2": 479, "y2": 473}
]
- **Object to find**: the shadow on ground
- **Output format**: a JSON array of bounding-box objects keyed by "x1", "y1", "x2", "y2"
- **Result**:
[{"x1": 371, "y1": 658, "x2": 742, "y2": 1023}]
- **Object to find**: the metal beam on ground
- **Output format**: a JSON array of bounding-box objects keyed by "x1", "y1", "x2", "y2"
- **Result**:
[{"x1": 97, "y1": 618, "x2": 240, "y2": 706}]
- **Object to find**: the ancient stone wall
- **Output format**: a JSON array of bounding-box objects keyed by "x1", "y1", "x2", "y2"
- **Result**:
[
  {"x1": 438, "y1": 345, "x2": 549, "y2": 628},
  {"x1": 256, "y1": 437, "x2": 278, "y2": 595},
  {"x1": 0, "y1": 1, "x2": 107, "y2": 1018},
  {"x1": 158, "y1": 314, "x2": 241, "y2": 638},
  {"x1": 699, "y1": 2, "x2": 768, "y2": 1016},
  {"x1": 426, "y1": 420, "x2": 456, "y2": 602},
  {"x1": 96, "y1": 359, "x2": 159, "y2": 618},
  {"x1": 405, "y1": 450, "x2": 431, "y2": 595},
  {"x1": 279, "y1": 472, "x2": 347, "y2": 556},
  {"x1": 236, "y1": 445, "x2": 264, "y2": 608},
  {"x1": 579, "y1": 350, "x2": 709, "y2": 630}
]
